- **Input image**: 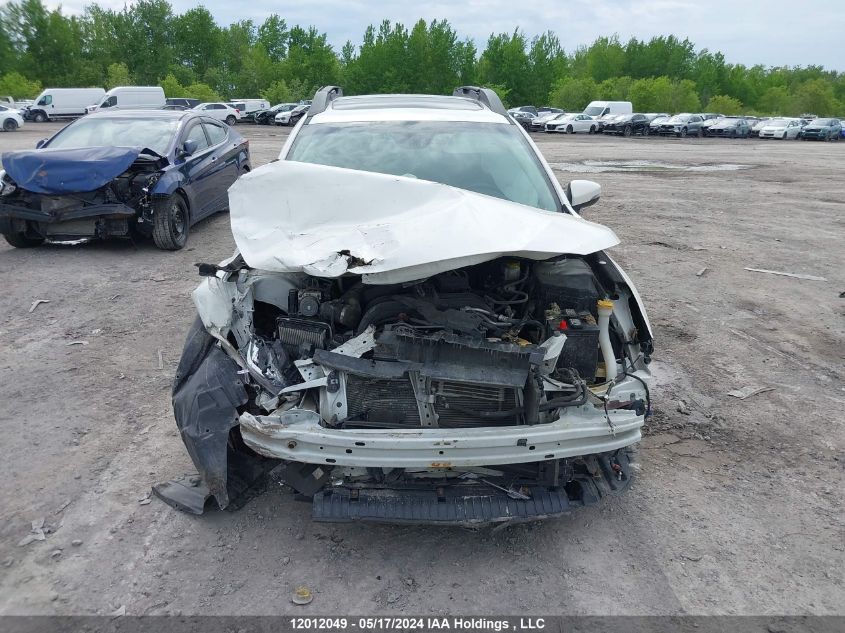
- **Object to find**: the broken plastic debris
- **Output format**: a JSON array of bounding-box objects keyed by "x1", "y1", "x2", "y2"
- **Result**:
[
  {"x1": 18, "y1": 518, "x2": 47, "y2": 546},
  {"x1": 744, "y1": 267, "x2": 827, "y2": 282},
  {"x1": 66, "y1": 341, "x2": 88, "y2": 346},
  {"x1": 292, "y1": 586, "x2": 313, "y2": 605},
  {"x1": 110, "y1": 605, "x2": 126, "y2": 618},
  {"x1": 138, "y1": 491, "x2": 152, "y2": 505},
  {"x1": 727, "y1": 386, "x2": 774, "y2": 400},
  {"x1": 28, "y1": 299, "x2": 50, "y2": 313}
]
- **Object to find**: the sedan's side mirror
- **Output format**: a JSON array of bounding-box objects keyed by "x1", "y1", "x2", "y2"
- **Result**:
[
  {"x1": 567, "y1": 180, "x2": 602, "y2": 212},
  {"x1": 35, "y1": 139, "x2": 47, "y2": 149},
  {"x1": 181, "y1": 139, "x2": 198, "y2": 156}
]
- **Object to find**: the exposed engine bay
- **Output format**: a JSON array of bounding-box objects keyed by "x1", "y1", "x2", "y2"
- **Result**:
[
  {"x1": 162, "y1": 252, "x2": 653, "y2": 524},
  {"x1": 0, "y1": 154, "x2": 164, "y2": 241}
]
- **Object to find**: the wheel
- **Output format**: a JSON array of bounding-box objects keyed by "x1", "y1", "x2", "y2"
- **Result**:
[
  {"x1": 679, "y1": 127, "x2": 688, "y2": 138},
  {"x1": 782, "y1": 132, "x2": 787, "y2": 140},
  {"x1": 3, "y1": 230, "x2": 44, "y2": 248},
  {"x1": 33, "y1": 111, "x2": 47, "y2": 123},
  {"x1": 2, "y1": 118, "x2": 18, "y2": 131},
  {"x1": 697, "y1": 128, "x2": 703, "y2": 138},
  {"x1": 152, "y1": 195, "x2": 189, "y2": 250},
  {"x1": 623, "y1": 125, "x2": 632, "y2": 137},
  {"x1": 589, "y1": 125, "x2": 596, "y2": 134},
  {"x1": 225, "y1": 115, "x2": 236, "y2": 126},
  {"x1": 730, "y1": 130, "x2": 737, "y2": 138},
  {"x1": 567, "y1": 125, "x2": 573, "y2": 134},
  {"x1": 642, "y1": 126, "x2": 649, "y2": 136}
]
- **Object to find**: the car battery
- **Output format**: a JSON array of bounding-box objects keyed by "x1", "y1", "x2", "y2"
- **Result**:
[{"x1": 554, "y1": 314, "x2": 600, "y2": 382}]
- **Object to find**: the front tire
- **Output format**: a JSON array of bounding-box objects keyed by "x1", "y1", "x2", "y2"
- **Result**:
[
  {"x1": 623, "y1": 125, "x2": 632, "y2": 137},
  {"x1": 567, "y1": 125, "x2": 574, "y2": 134},
  {"x1": 152, "y1": 195, "x2": 190, "y2": 250},
  {"x1": 642, "y1": 126, "x2": 650, "y2": 136},
  {"x1": 2, "y1": 118, "x2": 18, "y2": 131},
  {"x1": 3, "y1": 230, "x2": 44, "y2": 248},
  {"x1": 33, "y1": 111, "x2": 47, "y2": 123},
  {"x1": 679, "y1": 127, "x2": 688, "y2": 138},
  {"x1": 225, "y1": 115, "x2": 236, "y2": 126},
  {"x1": 589, "y1": 125, "x2": 596, "y2": 134}
]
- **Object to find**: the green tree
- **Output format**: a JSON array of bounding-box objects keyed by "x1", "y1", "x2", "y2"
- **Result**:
[
  {"x1": 257, "y1": 14, "x2": 288, "y2": 62},
  {"x1": 705, "y1": 94, "x2": 743, "y2": 114},
  {"x1": 0, "y1": 71, "x2": 41, "y2": 97},
  {"x1": 160, "y1": 72, "x2": 186, "y2": 97},
  {"x1": 791, "y1": 79, "x2": 840, "y2": 115},
  {"x1": 173, "y1": 7, "x2": 222, "y2": 78},
  {"x1": 185, "y1": 82, "x2": 219, "y2": 102},
  {"x1": 478, "y1": 30, "x2": 531, "y2": 105},
  {"x1": 548, "y1": 77, "x2": 598, "y2": 110},
  {"x1": 756, "y1": 86, "x2": 791, "y2": 114},
  {"x1": 105, "y1": 62, "x2": 132, "y2": 88},
  {"x1": 261, "y1": 79, "x2": 292, "y2": 104}
]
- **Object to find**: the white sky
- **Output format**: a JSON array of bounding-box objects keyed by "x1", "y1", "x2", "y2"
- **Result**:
[{"x1": 44, "y1": 0, "x2": 845, "y2": 71}]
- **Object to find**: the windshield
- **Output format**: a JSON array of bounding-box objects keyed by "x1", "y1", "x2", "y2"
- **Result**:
[
  {"x1": 668, "y1": 115, "x2": 690, "y2": 123},
  {"x1": 288, "y1": 121, "x2": 560, "y2": 212},
  {"x1": 583, "y1": 106, "x2": 604, "y2": 116},
  {"x1": 812, "y1": 118, "x2": 833, "y2": 125},
  {"x1": 765, "y1": 118, "x2": 789, "y2": 127},
  {"x1": 46, "y1": 117, "x2": 178, "y2": 155}
]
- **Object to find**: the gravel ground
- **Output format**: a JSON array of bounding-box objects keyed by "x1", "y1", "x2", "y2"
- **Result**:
[{"x1": 0, "y1": 122, "x2": 842, "y2": 616}]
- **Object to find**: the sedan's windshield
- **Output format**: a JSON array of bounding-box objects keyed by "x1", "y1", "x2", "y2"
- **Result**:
[
  {"x1": 288, "y1": 121, "x2": 560, "y2": 212},
  {"x1": 46, "y1": 117, "x2": 178, "y2": 155},
  {"x1": 766, "y1": 118, "x2": 788, "y2": 127},
  {"x1": 668, "y1": 115, "x2": 691, "y2": 123},
  {"x1": 813, "y1": 118, "x2": 833, "y2": 126}
]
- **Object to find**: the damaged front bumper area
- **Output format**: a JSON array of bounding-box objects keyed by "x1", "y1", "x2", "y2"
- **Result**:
[{"x1": 160, "y1": 254, "x2": 652, "y2": 524}]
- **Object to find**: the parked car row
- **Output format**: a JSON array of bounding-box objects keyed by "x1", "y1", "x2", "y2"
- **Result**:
[{"x1": 509, "y1": 104, "x2": 843, "y2": 141}]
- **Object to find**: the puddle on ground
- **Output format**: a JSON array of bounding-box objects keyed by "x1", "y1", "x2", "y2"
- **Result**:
[{"x1": 549, "y1": 160, "x2": 751, "y2": 173}]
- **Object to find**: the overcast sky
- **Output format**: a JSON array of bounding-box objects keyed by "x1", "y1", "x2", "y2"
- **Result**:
[{"x1": 50, "y1": 0, "x2": 845, "y2": 71}]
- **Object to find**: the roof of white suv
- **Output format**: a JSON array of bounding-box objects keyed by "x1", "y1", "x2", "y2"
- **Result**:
[{"x1": 308, "y1": 94, "x2": 510, "y2": 125}]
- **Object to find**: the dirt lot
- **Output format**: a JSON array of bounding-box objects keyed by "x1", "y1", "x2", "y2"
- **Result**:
[{"x1": 0, "y1": 122, "x2": 842, "y2": 616}]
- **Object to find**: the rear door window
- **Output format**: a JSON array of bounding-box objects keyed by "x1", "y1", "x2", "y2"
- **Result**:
[{"x1": 204, "y1": 120, "x2": 227, "y2": 146}]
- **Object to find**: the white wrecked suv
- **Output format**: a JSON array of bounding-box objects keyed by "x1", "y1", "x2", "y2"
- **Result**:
[{"x1": 156, "y1": 86, "x2": 655, "y2": 525}]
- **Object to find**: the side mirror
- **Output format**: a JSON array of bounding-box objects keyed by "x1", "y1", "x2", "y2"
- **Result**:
[
  {"x1": 35, "y1": 139, "x2": 47, "y2": 149},
  {"x1": 567, "y1": 180, "x2": 602, "y2": 212},
  {"x1": 181, "y1": 139, "x2": 198, "y2": 156}
]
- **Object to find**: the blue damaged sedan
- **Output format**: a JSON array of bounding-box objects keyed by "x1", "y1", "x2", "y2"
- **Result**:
[{"x1": 0, "y1": 109, "x2": 250, "y2": 250}]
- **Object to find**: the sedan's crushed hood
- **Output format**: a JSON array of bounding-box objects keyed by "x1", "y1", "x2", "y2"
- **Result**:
[
  {"x1": 228, "y1": 161, "x2": 619, "y2": 284},
  {"x1": 1, "y1": 146, "x2": 159, "y2": 194}
]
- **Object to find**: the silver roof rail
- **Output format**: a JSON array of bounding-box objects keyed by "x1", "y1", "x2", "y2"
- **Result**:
[
  {"x1": 452, "y1": 86, "x2": 510, "y2": 119},
  {"x1": 306, "y1": 86, "x2": 343, "y2": 120}
]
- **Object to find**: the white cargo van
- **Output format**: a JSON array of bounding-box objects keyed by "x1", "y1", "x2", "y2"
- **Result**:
[
  {"x1": 25, "y1": 88, "x2": 106, "y2": 122},
  {"x1": 583, "y1": 101, "x2": 633, "y2": 118},
  {"x1": 228, "y1": 99, "x2": 270, "y2": 114},
  {"x1": 86, "y1": 86, "x2": 166, "y2": 114}
]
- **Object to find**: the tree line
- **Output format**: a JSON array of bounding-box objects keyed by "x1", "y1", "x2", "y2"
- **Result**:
[{"x1": 0, "y1": 0, "x2": 843, "y2": 115}]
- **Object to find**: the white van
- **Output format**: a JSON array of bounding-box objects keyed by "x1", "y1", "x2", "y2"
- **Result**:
[
  {"x1": 228, "y1": 99, "x2": 270, "y2": 114},
  {"x1": 25, "y1": 88, "x2": 106, "y2": 122},
  {"x1": 86, "y1": 86, "x2": 166, "y2": 114},
  {"x1": 583, "y1": 101, "x2": 633, "y2": 118}
]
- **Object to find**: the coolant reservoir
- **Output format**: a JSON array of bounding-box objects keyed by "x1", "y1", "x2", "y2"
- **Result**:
[{"x1": 597, "y1": 299, "x2": 617, "y2": 381}]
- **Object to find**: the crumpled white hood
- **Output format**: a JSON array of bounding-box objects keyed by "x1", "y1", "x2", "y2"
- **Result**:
[{"x1": 228, "y1": 161, "x2": 619, "y2": 284}]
